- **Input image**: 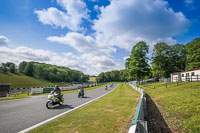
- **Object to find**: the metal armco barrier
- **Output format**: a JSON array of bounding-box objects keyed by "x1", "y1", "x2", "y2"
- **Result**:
[{"x1": 128, "y1": 82, "x2": 148, "y2": 133}]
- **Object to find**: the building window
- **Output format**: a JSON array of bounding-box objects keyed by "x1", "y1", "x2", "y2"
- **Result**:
[
  {"x1": 186, "y1": 73, "x2": 189, "y2": 77},
  {"x1": 192, "y1": 72, "x2": 195, "y2": 76},
  {"x1": 182, "y1": 74, "x2": 184, "y2": 77}
]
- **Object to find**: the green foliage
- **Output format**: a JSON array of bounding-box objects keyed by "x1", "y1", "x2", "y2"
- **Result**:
[
  {"x1": 24, "y1": 62, "x2": 34, "y2": 76},
  {"x1": 127, "y1": 41, "x2": 150, "y2": 81},
  {"x1": 152, "y1": 43, "x2": 186, "y2": 78},
  {"x1": 96, "y1": 70, "x2": 129, "y2": 83},
  {"x1": 8, "y1": 64, "x2": 16, "y2": 73},
  {"x1": 20, "y1": 61, "x2": 89, "y2": 83},
  {"x1": 186, "y1": 37, "x2": 200, "y2": 70},
  {"x1": 18, "y1": 61, "x2": 27, "y2": 73}
]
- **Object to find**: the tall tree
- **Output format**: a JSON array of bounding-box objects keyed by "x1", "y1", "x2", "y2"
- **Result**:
[
  {"x1": 9, "y1": 63, "x2": 16, "y2": 73},
  {"x1": 186, "y1": 38, "x2": 200, "y2": 70},
  {"x1": 18, "y1": 61, "x2": 27, "y2": 73},
  {"x1": 169, "y1": 44, "x2": 186, "y2": 72},
  {"x1": 24, "y1": 62, "x2": 34, "y2": 76},
  {"x1": 151, "y1": 42, "x2": 170, "y2": 78},
  {"x1": 127, "y1": 41, "x2": 150, "y2": 81}
]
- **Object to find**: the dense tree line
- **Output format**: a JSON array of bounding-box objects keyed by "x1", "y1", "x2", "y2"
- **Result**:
[
  {"x1": 96, "y1": 37, "x2": 200, "y2": 82},
  {"x1": 0, "y1": 61, "x2": 89, "y2": 83},
  {"x1": 96, "y1": 70, "x2": 129, "y2": 83},
  {"x1": 0, "y1": 62, "x2": 16, "y2": 73}
]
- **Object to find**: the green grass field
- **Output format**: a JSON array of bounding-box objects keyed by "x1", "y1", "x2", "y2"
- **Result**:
[
  {"x1": 0, "y1": 73, "x2": 55, "y2": 89},
  {"x1": 30, "y1": 83, "x2": 140, "y2": 133},
  {"x1": 138, "y1": 82, "x2": 200, "y2": 132}
]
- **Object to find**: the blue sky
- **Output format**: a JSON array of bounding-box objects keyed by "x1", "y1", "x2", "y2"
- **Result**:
[{"x1": 0, "y1": 0, "x2": 199, "y2": 75}]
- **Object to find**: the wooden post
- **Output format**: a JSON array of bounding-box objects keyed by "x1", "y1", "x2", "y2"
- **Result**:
[
  {"x1": 197, "y1": 75, "x2": 199, "y2": 82},
  {"x1": 166, "y1": 83, "x2": 167, "y2": 88}
]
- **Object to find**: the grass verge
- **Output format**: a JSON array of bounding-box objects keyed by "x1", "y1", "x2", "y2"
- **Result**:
[
  {"x1": 138, "y1": 82, "x2": 200, "y2": 132},
  {"x1": 0, "y1": 93, "x2": 29, "y2": 101},
  {"x1": 30, "y1": 83, "x2": 140, "y2": 133}
]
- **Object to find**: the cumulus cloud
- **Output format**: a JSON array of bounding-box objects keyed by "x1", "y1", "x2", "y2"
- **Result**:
[
  {"x1": 0, "y1": 36, "x2": 9, "y2": 46},
  {"x1": 34, "y1": 0, "x2": 89, "y2": 31},
  {"x1": 93, "y1": 0, "x2": 190, "y2": 50},
  {"x1": 47, "y1": 32, "x2": 116, "y2": 56}
]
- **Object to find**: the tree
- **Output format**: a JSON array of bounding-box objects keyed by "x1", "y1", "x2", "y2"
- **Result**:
[
  {"x1": 24, "y1": 62, "x2": 34, "y2": 76},
  {"x1": 9, "y1": 64, "x2": 16, "y2": 73},
  {"x1": 186, "y1": 38, "x2": 200, "y2": 70},
  {"x1": 127, "y1": 41, "x2": 150, "y2": 81},
  {"x1": 151, "y1": 42, "x2": 170, "y2": 78},
  {"x1": 169, "y1": 44, "x2": 186, "y2": 72},
  {"x1": 18, "y1": 61, "x2": 27, "y2": 73}
]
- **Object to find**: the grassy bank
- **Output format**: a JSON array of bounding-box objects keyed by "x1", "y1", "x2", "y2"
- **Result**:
[
  {"x1": 0, "y1": 73, "x2": 55, "y2": 88},
  {"x1": 31, "y1": 83, "x2": 140, "y2": 133},
  {"x1": 138, "y1": 82, "x2": 200, "y2": 132}
]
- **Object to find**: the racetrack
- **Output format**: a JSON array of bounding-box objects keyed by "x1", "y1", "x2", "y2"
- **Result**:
[{"x1": 0, "y1": 84, "x2": 117, "y2": 133}]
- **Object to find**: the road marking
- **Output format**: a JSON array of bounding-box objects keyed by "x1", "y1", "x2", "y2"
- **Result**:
[{"x1": 18, "y1": 84, "x2": 118, "y2": 133}]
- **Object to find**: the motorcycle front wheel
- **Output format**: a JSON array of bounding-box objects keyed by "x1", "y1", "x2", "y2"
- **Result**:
[{"x1": 46, "y1": 101, "x2": 53, "y2": 109}]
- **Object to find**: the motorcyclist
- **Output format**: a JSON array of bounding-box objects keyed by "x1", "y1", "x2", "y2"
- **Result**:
[
  {"x1": 80, "y1": 86, "x2": 84, "y2": 97},
  {"x1": 105, "y1": 86, "x2": 107, "y2": 90},
  {"x1": 53, "y1": 85, "x2": 62, "y2": 101}
]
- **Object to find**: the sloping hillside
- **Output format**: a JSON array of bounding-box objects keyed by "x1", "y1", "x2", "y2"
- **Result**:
[{"x1": 0, "y1": 73, "x2": 55, "y2": 88}]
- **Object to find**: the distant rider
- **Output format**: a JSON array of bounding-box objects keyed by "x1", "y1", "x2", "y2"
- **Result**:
[
  {"x1": 53, "y1": 85, "x2": 61, "y2": 101},
  {"x1": 81, "y1": 86, "x2": 84, "y2": 97}
]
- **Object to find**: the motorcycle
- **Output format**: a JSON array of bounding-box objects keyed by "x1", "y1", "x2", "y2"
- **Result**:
[
  {"x1": 105, "y1": 86, "x2": 108, "y2": 90},
  {"x1": 78, "y1": 89, "x2": 84, "y2": 98},
  {"x1": 46, "y1": 91, "x2": 64, "y2": 109}
]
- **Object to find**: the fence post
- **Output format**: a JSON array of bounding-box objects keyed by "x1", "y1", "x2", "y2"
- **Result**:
[
  {"x1": 166, "y1": 83, "x2": 167, "y2": 88},
  {"x1": 197, "y1": 75, "x2": 199, "y2": 82}
]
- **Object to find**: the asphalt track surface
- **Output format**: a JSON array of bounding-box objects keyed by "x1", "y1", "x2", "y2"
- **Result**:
[{"x1": 0, "y1": 84, "x2": 118, "y2": 133}]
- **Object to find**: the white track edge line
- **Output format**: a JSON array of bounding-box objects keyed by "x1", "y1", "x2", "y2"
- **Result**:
[{"x1": 18, "y1": 84, "x2": 118, "y2": 133}]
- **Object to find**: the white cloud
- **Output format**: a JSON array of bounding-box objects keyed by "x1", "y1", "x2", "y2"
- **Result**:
[
  {"x1": 93, "y1": 5, "x2": 99, "y2": 12},
  {"x1": 93, "y1": 0, "x2": 190, "y2": 50},
  {"x1": 47, "y1": 32, "x2": 116, "y2": 56},
  {"x1": 0, "y1": 36, "x2": 9, "y2": 46},
  {"x1": 47, "y1": 32, "x2": 123, "y2": 73},
  {"x1": 34, "y1": 0, "x2": 89, "y2": 31}
]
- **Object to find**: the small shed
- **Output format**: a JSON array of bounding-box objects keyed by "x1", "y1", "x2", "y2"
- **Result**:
[
  {"x1": 0, "y1": 84, "x2": 11, "y2": 97},
  {"x1": 171, "y1": 69, "x2": 200, "y2": 82}
]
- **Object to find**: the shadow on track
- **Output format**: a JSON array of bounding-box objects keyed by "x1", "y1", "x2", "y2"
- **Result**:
[
  {"x1": 146, "y1": 94, "x2": 172, "y2": 133},
  {"x1": 51, "y1": 104, "x2": 74, "y2": 110},
  {"x1": 81, "y1": 96, "x2": 90, "y2": 98}
]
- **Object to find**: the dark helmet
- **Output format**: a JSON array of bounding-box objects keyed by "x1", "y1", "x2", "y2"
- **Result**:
[{"x1": 55, "y1": 85, "x2": 59, "y2": 88}]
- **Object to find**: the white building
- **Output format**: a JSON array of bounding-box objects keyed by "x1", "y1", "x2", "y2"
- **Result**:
[{"x1": 171, "y1": 69, "x2": 200, "y2": 82}]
